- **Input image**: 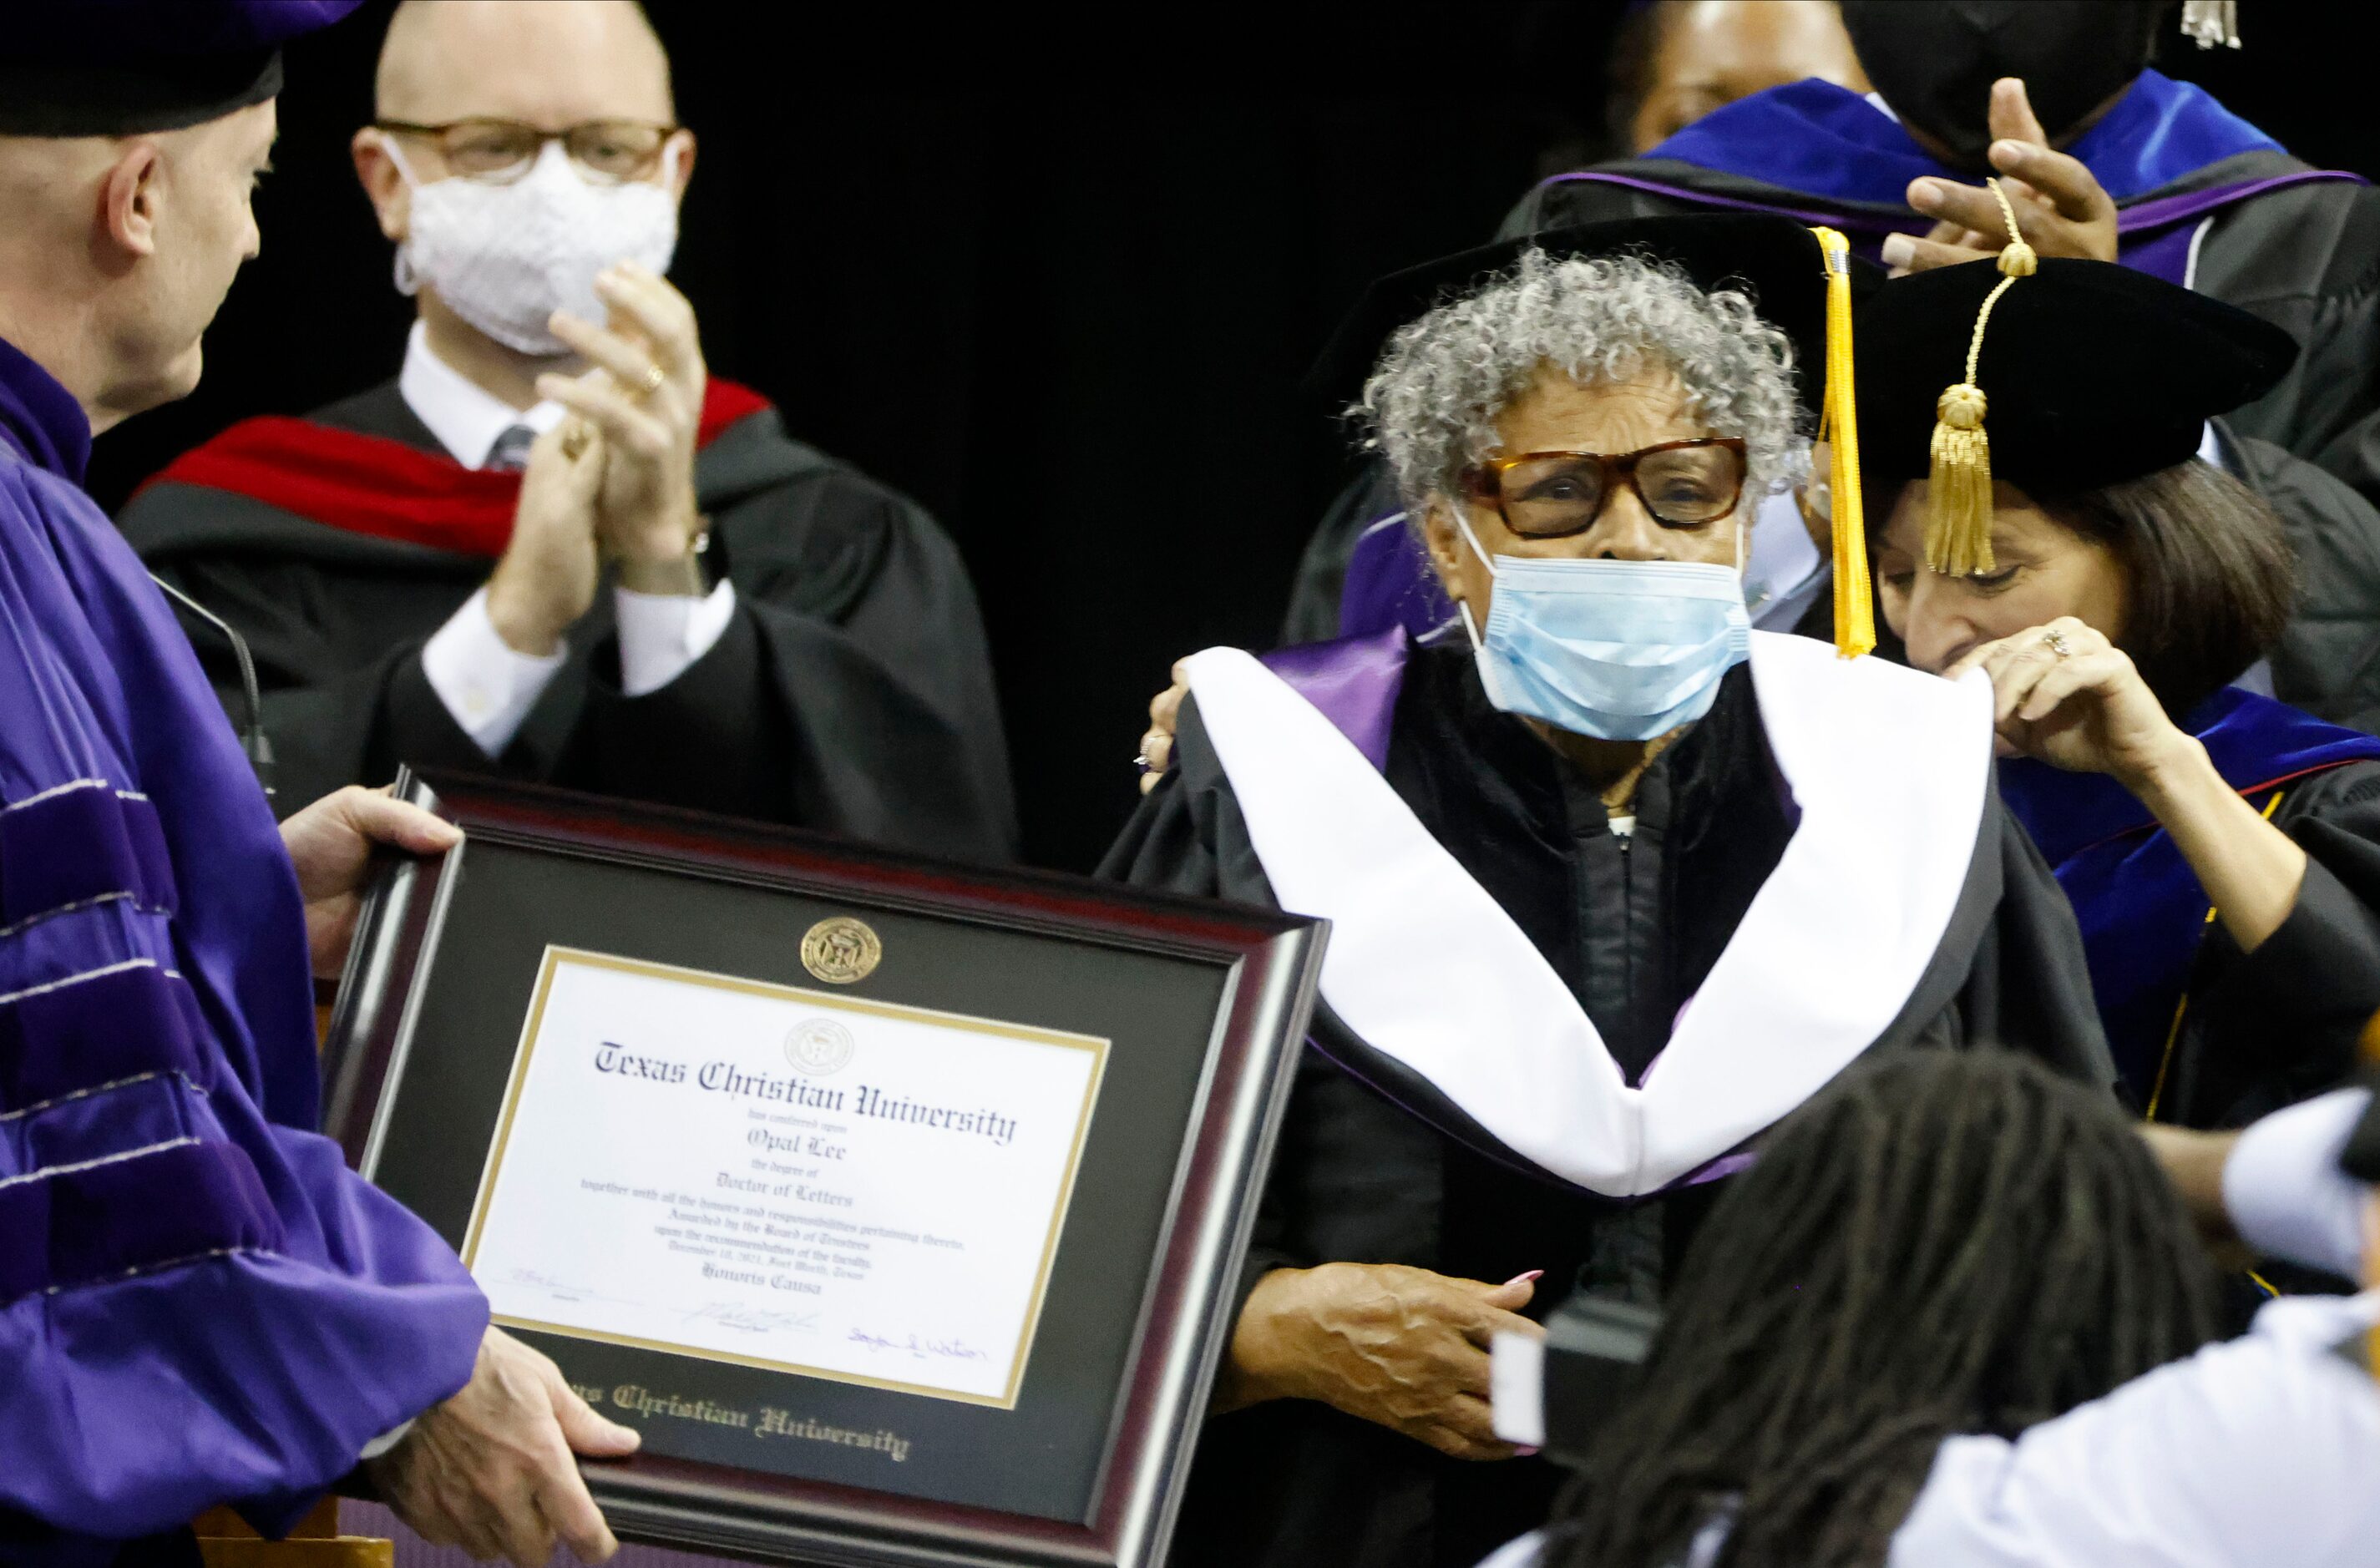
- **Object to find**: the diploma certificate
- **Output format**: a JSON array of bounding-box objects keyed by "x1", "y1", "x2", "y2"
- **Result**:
[{"x1": 463, "y1": 948, "x2": 1107, "y2": 1407}]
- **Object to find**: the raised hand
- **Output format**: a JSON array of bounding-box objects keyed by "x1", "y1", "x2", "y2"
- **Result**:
[
  {"x1": 1884, "y1": 78, "x2": 2119, "y2": 276},
  {"x1": 1219, "y1": 1262, "x2": 1542, "y2": 1460},
  {"x1": 1941, "y1": 616, "x2": 2189, "y2": 787},
  {"x1": 539, "y1": 261, "x2": 707, "y2": 594}
]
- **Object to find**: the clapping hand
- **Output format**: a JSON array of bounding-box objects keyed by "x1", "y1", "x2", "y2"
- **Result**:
[
  {"x1": 540, "y1": 262, "x2": 707, "y2": 589},
  {"x1": 1883, "y1": 78, "x2": 2119, "y2": 276},
  {"x1": 484, "y1": 418, "x2": 610, "y2": 655}
]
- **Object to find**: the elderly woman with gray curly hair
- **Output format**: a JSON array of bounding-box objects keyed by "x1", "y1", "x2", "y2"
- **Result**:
[{"x1": 1101, "y1": 215, "x2": 2114, "y2": 1568}]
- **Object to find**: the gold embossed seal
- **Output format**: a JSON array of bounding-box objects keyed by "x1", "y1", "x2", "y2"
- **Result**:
[{"x1": 800, "y1": 916, "x2": 882, "y2": 984}]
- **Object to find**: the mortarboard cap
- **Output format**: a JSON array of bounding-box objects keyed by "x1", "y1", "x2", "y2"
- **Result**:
[
  {"x1": 1311, "y1": 213, "x2": 1870, "y2": 419},
  {"x1": 1858, "y1": 250, "x2": 2296, "y2": 574},
  {"x1": 1315, "y1": 212, "x2": 1886, "y2": 655},
  {"x1": 0, "y1": 0, "x2": 365, "y2": 139}
]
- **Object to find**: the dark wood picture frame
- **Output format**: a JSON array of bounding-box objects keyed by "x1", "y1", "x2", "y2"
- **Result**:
[{"x1": 322, "y1": 769, "x2": 1325, "y2": 1568}]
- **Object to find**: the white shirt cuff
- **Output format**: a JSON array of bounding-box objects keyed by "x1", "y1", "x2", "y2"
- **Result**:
[
  {"x1": 421, "y1": 588, "x2": 568, "y2": 756},
  {"x1": 2225, "y1": 1087, "x2": 2373, "y2": 1279},
  {"x1": 357, "y1": 1418, "x2": 414, "y2": 1462},
  {"x1": 616, "y1": 579, "x2": 737, "y2": 698}
]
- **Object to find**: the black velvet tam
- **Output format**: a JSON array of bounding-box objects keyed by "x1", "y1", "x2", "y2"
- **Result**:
[
  {"x1": 1856, "y1": 256, "x2": 2298, "y2": 494},
  {"x1": 0, "y1": 0, "x2": 364, "y2": 137},
  {"x1": 1311, "y1": 213, "x2": 1880, "y2": 416}
]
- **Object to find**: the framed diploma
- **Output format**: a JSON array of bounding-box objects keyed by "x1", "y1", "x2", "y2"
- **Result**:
[{"x1": 322, "y1": 770, "x2": 1325, "y2": 1568}]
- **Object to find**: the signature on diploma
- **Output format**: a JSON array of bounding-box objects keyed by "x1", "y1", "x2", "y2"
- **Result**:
[
  {"x1": 504, "y1": 1268, "x2": 638, "y2": 1307},
  {"x1": 847, "y1": 1328, "x2": 990, "y2": 1363},
  {"x1": 683, "y1": 1301, "x2": 821, "y2": 1336}
]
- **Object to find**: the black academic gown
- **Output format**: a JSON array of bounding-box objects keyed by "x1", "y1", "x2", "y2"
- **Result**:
[
  {"x1": 2129, "y1": 764, "x2": 2380, "y2": 1131},
  {"x1": 1101, "y1": 651, "x2": 2112, "y2": 1568},
  {"x1": 117, "y1": 384, "x2": 1016, "y2": 862}
]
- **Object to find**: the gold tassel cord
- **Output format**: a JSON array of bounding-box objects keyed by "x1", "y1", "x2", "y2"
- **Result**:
[
  {"x1": 1925, "y1": 179, "x2": 2036, "y2": 579},
  {"x1": 1808, "y1": 226, "x2": 1873, "y2": 658}
]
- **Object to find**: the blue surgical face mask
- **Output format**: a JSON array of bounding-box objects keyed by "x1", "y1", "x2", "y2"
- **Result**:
[{"x1": 1451, "y1": 503, "x2": 1752, "y2": 741}]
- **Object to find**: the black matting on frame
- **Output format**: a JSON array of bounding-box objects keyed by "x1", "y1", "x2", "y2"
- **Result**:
[{"x1": 324, "y1": 769, "x2": 1324, "y2": 1568}]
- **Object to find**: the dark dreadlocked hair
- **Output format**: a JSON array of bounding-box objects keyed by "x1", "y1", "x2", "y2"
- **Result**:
[{"x1": 1546, "y1": 1051, "x2": 2224, "y2": 1568}]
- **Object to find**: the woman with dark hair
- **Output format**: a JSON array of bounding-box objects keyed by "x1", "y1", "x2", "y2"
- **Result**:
[
  {"x1": 1489, "y1": 1054, "x2": 2380, "y2": 1568},
  {"x1": 1861, "y1": 252, "x2": 2380, "y2": 1132}
]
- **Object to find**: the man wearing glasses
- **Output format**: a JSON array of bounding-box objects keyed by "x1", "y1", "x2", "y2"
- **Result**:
[{"x1": 119, "y1": 0, "x2": 1015, "y2": 862}]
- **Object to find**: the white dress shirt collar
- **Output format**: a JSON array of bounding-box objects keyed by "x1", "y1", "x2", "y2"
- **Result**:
[{"x1": 398, "y1": 321, "x2": 568, "y2": 469}]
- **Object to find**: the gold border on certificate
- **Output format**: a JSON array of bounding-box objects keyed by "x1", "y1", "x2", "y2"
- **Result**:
[{"x1": 461, "y1": 944, "x2": 1109, "y2": 1409}]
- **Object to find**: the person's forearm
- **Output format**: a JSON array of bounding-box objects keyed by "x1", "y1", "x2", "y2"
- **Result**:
[
  {"x1": 2129, "y1": 734, "x2": 2307, "y2": 952},
  {"x1": 1213, "y1": 1267, "x2": 1303, "y2": 1414}
]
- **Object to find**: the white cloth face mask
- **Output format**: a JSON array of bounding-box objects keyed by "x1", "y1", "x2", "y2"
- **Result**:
[{"x1": 391, "y1": 139, "x2": 680, "y2": 356}]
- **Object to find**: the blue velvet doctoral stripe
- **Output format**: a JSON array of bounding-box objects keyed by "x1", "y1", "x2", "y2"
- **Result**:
[
  {"x1": 1641, "y1": 71, "x2": 2283, "y2": 208},
  {"x1": 0, "y1": 336, "x2": 485, "y2": 1544},
  {"x1": 1999, "y1": 690, "x2": 2380, "y2": 1095}
]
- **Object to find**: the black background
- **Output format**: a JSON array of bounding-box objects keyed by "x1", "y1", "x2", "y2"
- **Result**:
[
  {"x1": 82, "y1": 3, "x2": 2380, "y2": 873},
  {"x1": 369, "y1": 833, "x2": 1229, "y2": 1518}
]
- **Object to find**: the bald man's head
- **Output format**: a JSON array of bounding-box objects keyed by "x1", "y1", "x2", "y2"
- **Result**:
[{"x1": 375, "y1": 0, "x2": 673, "y2": 126}]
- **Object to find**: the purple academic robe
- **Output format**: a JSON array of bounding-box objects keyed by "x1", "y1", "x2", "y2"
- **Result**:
[{"x1": 0, "y1": 335, "x2": 487, "y2": 1563}]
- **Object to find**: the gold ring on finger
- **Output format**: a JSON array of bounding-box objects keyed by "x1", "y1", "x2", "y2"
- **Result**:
[
  {"x1": 633, "y1": 361, "x2": 666, "y2": 398},
  {"x1": 2043, "y1": 628, "x2": 2073, "y2": 659}
]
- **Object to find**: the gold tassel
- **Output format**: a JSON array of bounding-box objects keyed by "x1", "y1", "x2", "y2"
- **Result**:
[
  {"x1": 1924, "y1": 179, "x2": 2036, "y2": 578},
  {"x1": 1809, "y1": 226, "x2": 1873, "y2": 658}
]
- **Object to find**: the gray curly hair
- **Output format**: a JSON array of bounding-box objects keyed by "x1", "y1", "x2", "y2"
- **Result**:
[{"x1": 1356, "y1": 249, "x2": 1803, "y2": 513}]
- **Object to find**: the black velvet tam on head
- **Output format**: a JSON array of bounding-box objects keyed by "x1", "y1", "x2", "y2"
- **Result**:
[
  {"x1": 1311, "y1": 213, "x2": 1881, "y2": 417},
  {"x1": 0, "y1": 0, "x2": 366, "y2": 138},
  {"x1": 1856, "y1": 257, "x2": 2298, "y2": 498}
]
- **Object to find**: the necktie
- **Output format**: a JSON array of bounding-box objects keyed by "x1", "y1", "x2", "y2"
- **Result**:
[{"x1": 486, "y1": 423, "x2": 536, "y2": 473}]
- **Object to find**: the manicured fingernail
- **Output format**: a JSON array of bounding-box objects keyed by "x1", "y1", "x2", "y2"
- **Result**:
[
  {"x1": 1881, "y1": 234, "x2": 1915, "y2": 268},
  {"x1": 1992, "y1": 139, "x2": 2028, "y2": 162},
  {"x1": 1503, "y1": 1270, "x2": 1544, "y2": 1287},
  {"x1": 1515, "y1": 1445, "x2": 1540, "y2": 1457},
  {"x1": 1908, "y1": 180, "x2": 1941, "y2": 210}
]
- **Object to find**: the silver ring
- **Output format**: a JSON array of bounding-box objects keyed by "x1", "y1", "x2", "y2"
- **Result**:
[
  {"x1": 2043, "y1": 628, "x2": 2074, "y2": 659},
  {"x1": 1134, "y1": 752, "x2": 1154, "y2": 773}
]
